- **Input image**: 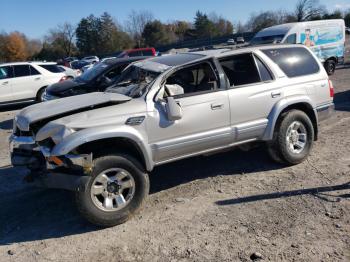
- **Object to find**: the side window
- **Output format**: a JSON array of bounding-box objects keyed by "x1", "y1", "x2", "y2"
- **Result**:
[
  {"x1": 104, "y1": 64, "x2": 127, "y2": 81},
  {"x1": 254, "y1": 56, "x2": 273, "y2": 82},
  {"x1": 29, "y1": 66, "x2": 41, "y2": 75},
  {"x1": 165, "y1": 62, "x2": 219, "y2": 97},
  {"x1": 285, "y1": 34, "x2": 297, "y2": 44},
  {"x1": 142, "y1": 50, "x2": 154, "y2": 56},
  {"x1": 14, "y1": 65, "x2": 30, "y2": 78},
  {"x1": 0, "y1": 66, "x2": 14, "y2": 79},
  {"x1": 262, "y1": 47, "x2": 320, "y2": 78},
  {"x1": 129, "y1": 51, "x2": 142, "y2": 57},
  {"x1": 219, "y1": 53, "x2": 261, "y2": 86}
]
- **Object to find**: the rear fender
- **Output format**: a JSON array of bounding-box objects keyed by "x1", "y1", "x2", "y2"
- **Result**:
[{"x1": 262, "y1": 95, "x2": 317, "y2": 141}]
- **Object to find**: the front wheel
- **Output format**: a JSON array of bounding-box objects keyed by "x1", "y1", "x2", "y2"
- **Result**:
[
  {"x1": 76, "y1": 154, "x2": 149, "y2": 227},
  {"x1": 268, "y1": 110, "x2": 314, "y2": 165}
]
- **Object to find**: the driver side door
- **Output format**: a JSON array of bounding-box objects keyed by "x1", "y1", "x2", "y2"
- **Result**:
[{"x1": 147, "y1": 60, "x2": 231, "y2": 164}]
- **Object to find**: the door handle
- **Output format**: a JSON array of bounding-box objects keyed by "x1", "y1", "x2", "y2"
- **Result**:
[
  {"x1": 211, "y1": 103, "x2": 224, "y2": 110},
  {"x1": 271, "y1": 92, "x2": 281, "y2": 98},
  {"x1": 2, "y1": 81, "x2": 9, "y2": 85},
  {"x1": 34, "y1": 77, "x2": 41, "y2": 81}
]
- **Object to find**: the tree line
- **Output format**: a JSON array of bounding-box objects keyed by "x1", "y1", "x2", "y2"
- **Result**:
[{"x1": 1, "y1": 0, "x2": 350, "y2": 62}]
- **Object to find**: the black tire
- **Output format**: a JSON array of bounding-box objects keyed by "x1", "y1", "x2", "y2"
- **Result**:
[
  {"x1": 324, "y1": 60, "x2": 336, "y2": 75},
  {"x1": 76, "y1": 154, "x2": 149, "y2": 227},
  {"x1": 268, "y1": 110, "x2": 314, "y2": 165},
  {"x1": 36, "y1": 87, "x2": 46, "y2": 102}
]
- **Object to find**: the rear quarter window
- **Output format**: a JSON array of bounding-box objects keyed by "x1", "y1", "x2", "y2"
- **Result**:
[
  {"x1": 261, "y1": 47, "x2": 320, "y2": 78},
  {"x1": 39, "y1": 64, "x2": 62, "y2": 73}
]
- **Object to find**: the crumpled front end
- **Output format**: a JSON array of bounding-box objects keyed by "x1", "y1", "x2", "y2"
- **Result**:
[{"x1": 9, "y1": 119, "x2": 93, "y2": 191}]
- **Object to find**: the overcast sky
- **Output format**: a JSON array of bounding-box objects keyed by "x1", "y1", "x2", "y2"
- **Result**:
[{"x1": 1, "y1": 0, "x2": 349, "y2": 39}]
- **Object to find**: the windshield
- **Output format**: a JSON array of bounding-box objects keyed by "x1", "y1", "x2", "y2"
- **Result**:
[
  {"x1": 251, "y1": 34, "x2": 285, "y2": 45},
  {"x1": 77, "y1": 62, "x2": 109, "y2": 82},
  {"x1": 106, "y1": 65, "x2": 160, "y2": 98}
]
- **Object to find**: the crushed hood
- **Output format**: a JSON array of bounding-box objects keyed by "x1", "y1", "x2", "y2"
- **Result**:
[{"x1": 16, "y1": 92, "x2": 131, "y2": 131}]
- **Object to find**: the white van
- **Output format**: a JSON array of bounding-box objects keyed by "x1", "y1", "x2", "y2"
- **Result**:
[{"x1": 251, "y1": 19, "x2": 346, "y2": 75}]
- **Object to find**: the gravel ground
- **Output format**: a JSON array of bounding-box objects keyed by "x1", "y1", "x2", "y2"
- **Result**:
[{"x1": 0, "y1": 58, "x2": 349, "y2": 261}]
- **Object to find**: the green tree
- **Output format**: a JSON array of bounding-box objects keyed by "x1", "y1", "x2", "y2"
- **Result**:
[
  {"x1": 76, "y1": 13, "x2": 133, "y2": 56},
  {"x1": 322, "y1": 10, "x2": 343, "y2": 20},
  {"x1": 194, "y1": 11, "x2": 216, "y2": 38},
  {"x1": 142, "y1": 20, "x2": 172, "y2": 46},
  {"x1": 345, "y1": 11, "x2": 350, "y2": 27}
]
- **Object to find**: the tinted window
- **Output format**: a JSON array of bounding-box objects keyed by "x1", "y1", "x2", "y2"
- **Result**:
[
  {"x1": 262, "y1": 47, "x2": 320, "y2": 77},
  {"x1": 0, "y1": 66, "x2": 14, "y2": 79},
  {"x1": 255, "y1": 56, "x2": 273, "y2": 81},
  {"x1": 285, "y1": 34, "x2": 297, "y2": 44},
  {"x1": 251, "y1": 34, "x2": 285, "y2": 45},
  {"x1": 14, "y1": 65, "x2": 30, "y2": 77},
  {"x1": 39, "y1": 64, "x2": 61, "y2": 73},
  {"x1": 219, "y1": 53, "x2": 261, "y2": 86},
  {"x1": 142, "y1": 50, "x2": 154, "y2": 56},
  {"x1": 29, "y1": 66, "x2": 41, "y2": 75},
  {"x1": 129, "y1": 51, "x2": 143, "y2": 57}
]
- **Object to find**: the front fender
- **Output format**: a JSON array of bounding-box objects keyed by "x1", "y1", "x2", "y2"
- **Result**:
[
  {"x1": 262, "y1": 95, "x2": 317, "y2": 141},
  {"x1": 50, "y1": 125, "x2": 154, "y2": 171}
]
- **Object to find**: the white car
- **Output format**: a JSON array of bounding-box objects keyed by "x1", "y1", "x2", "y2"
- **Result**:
[
  {"x1": 81, "y1": 56, "x2": 99, "y2": 64},
  {"x1": 0, "y1": 62, "x2": 66, "y2": 104},
  {"x1": 58, "y1": 65, "x2": 80, "y2": 79}
]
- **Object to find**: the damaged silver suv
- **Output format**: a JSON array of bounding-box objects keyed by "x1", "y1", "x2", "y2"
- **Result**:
[{"x1": 10, "y1": 45, "x2": 334, "y2": 226}]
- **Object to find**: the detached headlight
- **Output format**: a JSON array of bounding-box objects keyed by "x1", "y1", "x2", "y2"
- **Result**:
[
  {"x1": 36, "y1": 123, "x2": 75, "y2": 144},
  {"x1": 51, "y1": 127, "x2": 74, "y2": 144}
]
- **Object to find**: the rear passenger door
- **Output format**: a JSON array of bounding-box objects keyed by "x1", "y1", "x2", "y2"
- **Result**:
[
  {"x1": 0, "y1": 66, "x2": 14, "y2": 103},
  {"x1": 219, "y1": 52, "x2": 282, "y2": 141},
  {"x1": 12, "y1": 65, "x2": 42, "y2": 100}
]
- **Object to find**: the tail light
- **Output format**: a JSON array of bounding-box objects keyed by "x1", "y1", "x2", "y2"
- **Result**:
[
  {"x1": 59, "y1": 76, "x2": 68, "y2": 82},
  {"x1": 328, "y1": 79, "x2": 334, "y2": 98}
]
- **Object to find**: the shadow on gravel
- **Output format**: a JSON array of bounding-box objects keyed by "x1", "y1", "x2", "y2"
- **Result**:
[
  {"x1": 215, "y1": 182, "x2": 350, "y2": 206},
  {"x1": 0, "y1": 166, "x2": 99, "y2": 246},
  {"x1": 1, "y1": 147, "x2": 282, "y2": 245},
  {"x1": 150, "y1": 146, "x2": 283, "y2": 193},
  {"x1": 0, "y1": 119, "x2": 13, "y2": 130},
  {"x1": 0, "y1": 102, "x2": 33, "y2": 113},
  {"x1": 334, "y1": 90, "x2": 350, "y2": 112}
]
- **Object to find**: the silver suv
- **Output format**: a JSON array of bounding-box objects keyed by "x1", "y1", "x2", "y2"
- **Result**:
[{"x1": 10, "y1": 45, "x2": 334, "y2": 226}]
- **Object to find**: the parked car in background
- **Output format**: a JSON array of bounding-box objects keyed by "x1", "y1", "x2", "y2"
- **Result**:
[
  {"x1": 226, "y1": 38, "x2": 236, "y2": 45},
  {"x1": 82, "y1": 56, "x2": 100, "y2": 64},
  {"x1": 10, "y1": 45, "x2": 334, "y2": 226},
  {"x1": 346, "y1": 27, "x2": 350, "y2": 34},
  {"x1": 236, "y1": 36, "x2": 245, "y2": 44},
  {"x1": 43, "y1": 57, "x2": 148, "y2": 100},
  {"x1": 70, "y1": 60, "x2": 90, "y2": 74},
  {"x1": 117, "y1": 47, "x2": 156, "y2": 58},
  {"x1": 0, "y1": 62, "x2": 66, "y2": 104},
  {"x1": 250, "y1": 19, "x2": 346, "y2": 75},
  {"x1": 58, "y1": 65, "x2": 80, "y2": 79}
]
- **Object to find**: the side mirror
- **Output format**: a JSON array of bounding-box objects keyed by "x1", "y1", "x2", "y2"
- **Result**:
[
  {"x1": 166, "y1": 97, "x2": 182, "y2": 121},
  {"x1": 165, "y1": 84, "x2": 184, "y2": 96}
]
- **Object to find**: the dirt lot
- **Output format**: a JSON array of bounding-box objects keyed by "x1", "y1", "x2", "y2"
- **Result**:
[{"x1": 0, "y1": 64, "x2": 350, "y2": 261}]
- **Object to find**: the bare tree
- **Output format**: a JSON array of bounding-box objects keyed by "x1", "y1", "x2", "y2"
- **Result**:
[
  {"x1": 295, "y1": 0, "x2": 325, "y2": 21},
  {"x1": 46, "y1": 22, "x2": 76, "y2": 57},
  {"x1": 125, "y1": 10, "x2": 154, "y2": 47}
]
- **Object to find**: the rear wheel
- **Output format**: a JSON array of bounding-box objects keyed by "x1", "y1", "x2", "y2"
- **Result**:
[
  {"x1": 268, "y1": 110, "x2": 314, "y2": 165},
  {"x1": 324, "y1": 59, "x2": 336, "y2": 75},
  {"x1": 36, "y1": 87, "x2": 46, "y2": 102},
  {"x1": 76, "y1": 154, "x2": 149, "y2": 227}
]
